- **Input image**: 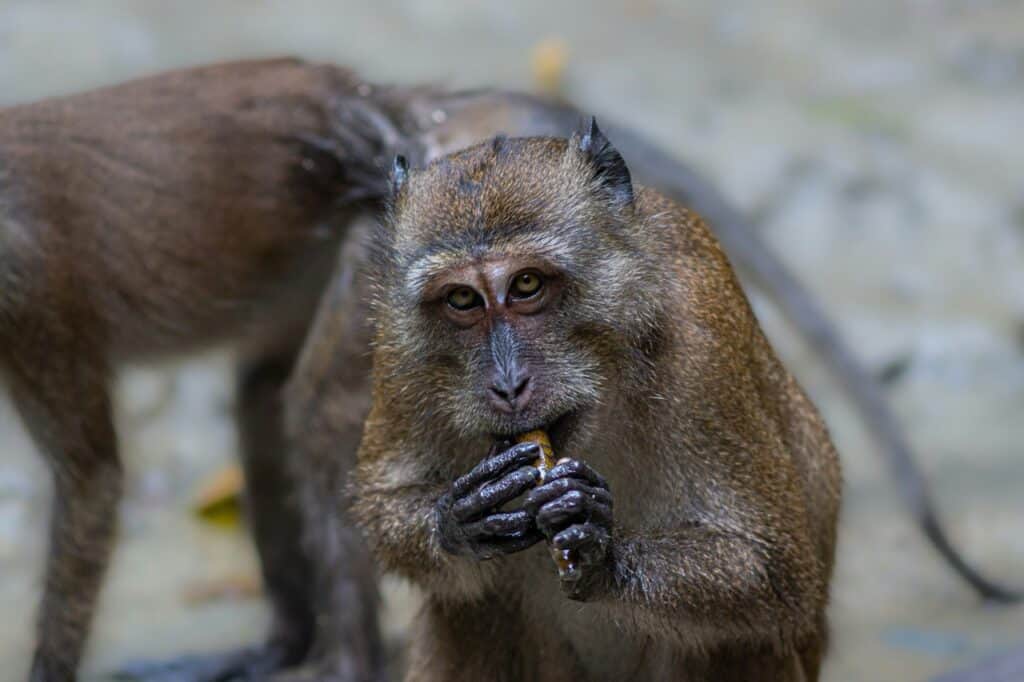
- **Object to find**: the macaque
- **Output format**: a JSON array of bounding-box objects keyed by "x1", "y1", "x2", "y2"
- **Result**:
[
  {"x1": 0, "y1": 58, "x2": 396, "y2": 681},
  {"x1": 382, "y1": 86, "x2": 1020, "y2": 604},
  {"x1": 336, "y1": 124, "x2": 841, "y2": 680}
]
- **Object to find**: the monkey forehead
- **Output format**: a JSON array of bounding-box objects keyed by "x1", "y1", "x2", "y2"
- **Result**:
[
  {"x1": 394, "y1": 136, "x2": 594, "y2": 238},
  {"x1": 400, "y1": 228, "x2": 580, "y2": 295},
  {"x1": 388, "y1": 135, "x2": 631, "y2": 295}
]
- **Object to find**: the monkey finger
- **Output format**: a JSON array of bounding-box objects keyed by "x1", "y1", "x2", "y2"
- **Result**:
[
  {"x1": 452, "y1": 466, "x2": 540, "y2": 521},
  {"x1": 452, "y1": 442, "x2": 540, "y2": 497},
  {"x1": 462, "y1": 510, "x2": 534, "y2": 539},
  {"x1": 545, "y1": 459, "x2": 610, "y2": 490},
  {"x1": 475, "y1": 466, "x2": 542, "y2": 507},
  {"x1": 523, "y1": 478, "x2": 611, "y2": 515},
  {"x1": 536, "y1": 491, "x2": 587, "y2": 532},
  {"x1": 537, "y1": 512, "x2": 576, "y2": 538},
  {"x1": 476, "y1": 529, "x2": 544, "y2": 557},
  {"x1": 536, "y1": 495, "x2": 612, "y2": 536},
  {"x1": 552, "y1": 523, "x2": 610, "y2": 557}
]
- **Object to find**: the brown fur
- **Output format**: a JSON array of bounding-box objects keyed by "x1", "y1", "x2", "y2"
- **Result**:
[
  {"x1": 0, "y1": 58, "x2": 392, "y2": 680},
  {"x1": 381, "y1": 87, "x2": 1019, "y2": 604},
  {"x1": 346, "y1": 134, "x2": 841, "y2": 681}
]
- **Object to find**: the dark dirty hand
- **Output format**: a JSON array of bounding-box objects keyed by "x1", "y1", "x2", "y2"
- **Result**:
[
  {"x1": 524, "y1": 458, "x2": 614, "y2": 600},
  {"x1": 435, "y1": 441, "x2": 543, "y2": 560}
]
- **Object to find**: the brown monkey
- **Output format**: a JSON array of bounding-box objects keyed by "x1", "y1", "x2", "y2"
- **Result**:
[
  {"x1": 340, "y1": 123, "x2": 842, "y2": 681},
  {"x1": 0, "y1": 58, "x2": 396, "y2": 681},
  {"x1": 383, "y1": 87, "x2": 1020, "y2": 603},
  {"x1": 284, "y1": 84, "x2": 1017, "y2": 680}
]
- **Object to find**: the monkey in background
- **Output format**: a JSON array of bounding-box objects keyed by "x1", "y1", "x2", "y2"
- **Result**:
[
  {"x1": 0, "y1": 59, "x2": 397, "y2": 681},
  {"x1": 335, "y1": 123, "x2": 840, "y2": 680}
]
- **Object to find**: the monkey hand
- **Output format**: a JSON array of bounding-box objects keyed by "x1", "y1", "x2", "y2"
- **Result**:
[
  {"x1": 435, "y1": 441, "x2": 544, "y2": 561},
  {"x1": 525, "y1": 459, "x2": 613, "y2": 601}
]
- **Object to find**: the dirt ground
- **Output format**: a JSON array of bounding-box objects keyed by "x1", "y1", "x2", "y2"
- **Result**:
[{"x1": 1, "y1": 2, "x2": 1023, "y2": 681}]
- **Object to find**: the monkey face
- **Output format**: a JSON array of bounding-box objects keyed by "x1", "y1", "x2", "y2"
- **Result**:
[
  {"x1": 410, "y1": 250, "x2": 596, "y2": 441},
  {"x1": 371, "y1": 129, "x2": 662, "y2": 454}
]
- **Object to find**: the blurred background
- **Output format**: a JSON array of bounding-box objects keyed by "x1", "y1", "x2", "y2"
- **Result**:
[{"x1": 1, "y1": 1, "x2": 1022, "y2": 680}]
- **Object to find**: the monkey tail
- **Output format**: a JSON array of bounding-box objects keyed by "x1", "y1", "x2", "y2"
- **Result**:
[
  {"x1": 0, "y1": 217, "x2": 23, "y2": 336},
  {"x1": 603, "y1": 121, "x2": 1022, "y2": 604}
]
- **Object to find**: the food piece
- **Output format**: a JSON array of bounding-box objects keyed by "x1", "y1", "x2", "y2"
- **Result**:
[
  {"x1": 517, "y1": 429, "x2": 555, "y2": 479},
  {"x1": 516, "y1": 430, "x2": 575, "y2": 577}
]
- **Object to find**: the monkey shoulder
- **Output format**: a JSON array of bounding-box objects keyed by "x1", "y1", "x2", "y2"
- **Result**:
[
  {"x1": 633, "y1": 186, "x2": 736, "y2": 275},
  {"x1": 632, "y1": 186, "x2": 753, "y2": 334}
]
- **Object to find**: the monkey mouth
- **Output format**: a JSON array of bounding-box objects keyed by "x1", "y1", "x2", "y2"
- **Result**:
[
  {"x1": 506, "y1": 409, "x2": 580, "y2": 456},
  {"x1": 545, "y1": 410, "x2": 581, "y2": 454}
]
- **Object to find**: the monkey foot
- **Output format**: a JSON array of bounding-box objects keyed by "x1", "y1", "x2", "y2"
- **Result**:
[{"x1": 113, "y1": 643, "x2": 295, "y2": 682}]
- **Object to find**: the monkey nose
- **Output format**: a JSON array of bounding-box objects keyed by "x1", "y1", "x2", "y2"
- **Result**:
[{"x1": 488, "y1": 373, "x2": 533, "y2": 413}]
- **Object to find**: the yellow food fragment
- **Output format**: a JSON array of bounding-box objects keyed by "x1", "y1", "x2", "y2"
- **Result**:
[
  {"x1": 517, "y1": 429, "x2": 555, "y2": 472},
  {"x1": 516, "y1": 429, "x2": 574, "y2": 575}
]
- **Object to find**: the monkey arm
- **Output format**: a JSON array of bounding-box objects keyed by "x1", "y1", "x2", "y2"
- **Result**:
[
  {"x1": 354, "y1": 446, "x2": 524, "y2": 602},
  {"x1": 354, "y1": 478, "x2": 503, "y2": 601},
  {"x1": 435, "y1": 442, "x2": 544, "y2": 559},
  {"x1": 594, "y1": 520, "x2": 826, "y2": 650},
  {"x1": 523, "y1": 454, "x2": 823, "y2": 648}
]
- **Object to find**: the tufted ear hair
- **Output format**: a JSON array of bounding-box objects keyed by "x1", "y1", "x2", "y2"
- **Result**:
[
  {"x1": 576, "y1": 117, "x2": 633, "y2": 208},
  {"x1": 390, "y1": 154, "x2": 409, "y2": 195}
]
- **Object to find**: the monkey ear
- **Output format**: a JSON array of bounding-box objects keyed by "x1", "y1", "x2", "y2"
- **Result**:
[
  {"x1": 577, "y1": 117, "x2": 633, "y2": 208},
  {"x1": 390, "y1": 154, "x2": 409, "y2": 194}
]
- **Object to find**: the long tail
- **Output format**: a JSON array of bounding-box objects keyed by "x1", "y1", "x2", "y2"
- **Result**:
[{"x1": 604, "y1": 119, "x2": 1022, "y2": 604}]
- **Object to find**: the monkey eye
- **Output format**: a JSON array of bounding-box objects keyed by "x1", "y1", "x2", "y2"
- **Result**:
[
  {"x1": 446, "y1": 286, "x2": 483, "y2": 311},
  {"x1": 509, "y1": 271, "x2": 544, "y2": 299}
]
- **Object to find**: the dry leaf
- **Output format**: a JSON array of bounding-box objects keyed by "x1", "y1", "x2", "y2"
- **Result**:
[
  {"x1": 530, "y1": 37, "x2": 569, "y2": 96},
  {"x1": 193, "y1": 465, "x2": 244, "y2": 527}
]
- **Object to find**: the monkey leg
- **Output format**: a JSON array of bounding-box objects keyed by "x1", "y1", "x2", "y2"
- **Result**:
[
  {"x1": 123, "y1": 240, "x2": 388, "y2": 682},
  {"x1": 222, "y1": 346, "x2": 387, "y2": 682},
  {"x1": 274, "y1": 430, "x2": 382, "y2": 682},
  {"x1": 116, "y1": 351, "x2": 320, "y2": 682},
  {"x1": 235, "y1": 351, "x2": 318, "y2": 674},
  {"x1": 3, "y1": 346, "x2": 121, "y2": 682},
  {"x1": 278, "y1": 254, "x2": 384, "y2": 682}
]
